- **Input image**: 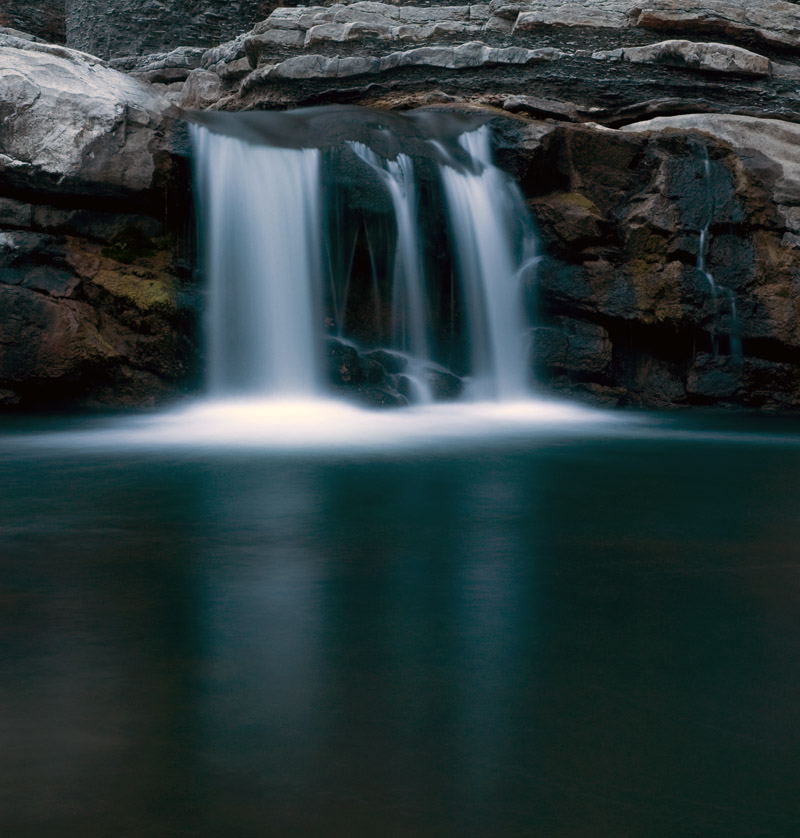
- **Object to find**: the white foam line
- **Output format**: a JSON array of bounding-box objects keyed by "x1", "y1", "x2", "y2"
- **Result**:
[{"x1": 12, "y1": 397, "x2": 627, "y2": 455}]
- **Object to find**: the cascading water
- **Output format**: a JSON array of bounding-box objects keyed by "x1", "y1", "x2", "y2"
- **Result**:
[
  {"x1": 191, "y1": 125, "x2": 323, "y2": 396},
  {"x1": 190, "y1": 107, "x2": 541, "y2": 407},
  {"x1": 347, "y1": 142, "x2": 433, "y2": 400},
  {"x1": 439, "y1": 127, "x2": 539, "y2": 399}
]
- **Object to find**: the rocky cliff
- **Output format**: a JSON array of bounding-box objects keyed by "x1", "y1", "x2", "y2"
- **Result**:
[
  {"x1": 5, "y1": 1, "x2": 800, "y2": 410},
  {"x1": 0, "y1": 31, "x2": 198, "y2": 409}
]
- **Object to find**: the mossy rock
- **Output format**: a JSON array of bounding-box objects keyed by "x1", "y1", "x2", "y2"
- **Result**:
[
  {"x1": 102, "y1": 227, "x2": 157, "y2": 264},
  {"x1": 93, "y1": 269, "x2": 176, "y2": 314}
]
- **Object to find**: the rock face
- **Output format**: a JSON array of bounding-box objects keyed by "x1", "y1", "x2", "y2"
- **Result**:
[
  {"x1": 0, "y1": 37, "x2": 197, "y2": 409},
  {"x1": 505, "y1": 114, "x2": 800, "y2": 408},
  {"x1": 66, "y1": 0, "x2": 279, "y2": 60},
  {"x1": 0, "y1": 1, "x2": 65, "y2": 44},
  {"x1": 0, "y1": 43, "x2": 173, "y2": 195}
]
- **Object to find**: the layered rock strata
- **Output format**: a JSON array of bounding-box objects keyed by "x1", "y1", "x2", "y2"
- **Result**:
[{"x1": 140, "y1": 0, "x2": 800, "y2": 123}]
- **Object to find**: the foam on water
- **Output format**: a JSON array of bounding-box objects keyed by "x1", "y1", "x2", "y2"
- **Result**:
[{"x1": 17, "y1": 398, "x2": 624, "y2": 454}]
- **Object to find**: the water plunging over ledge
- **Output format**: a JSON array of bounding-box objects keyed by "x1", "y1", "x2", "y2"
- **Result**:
[
  {"x1": 22, "y1": 107, "x2": 618, "y2": 453},
  {"x1": 189, "y1": 106, "x2": 541, "y2": 407}
]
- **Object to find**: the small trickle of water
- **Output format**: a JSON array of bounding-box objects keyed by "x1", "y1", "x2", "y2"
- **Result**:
[
  {"x1": 440, "y1": 127, "x2": 539, "y2": 400},
  {"x1": 696, "y1": 143, "x2": 742, "y2": 360}
]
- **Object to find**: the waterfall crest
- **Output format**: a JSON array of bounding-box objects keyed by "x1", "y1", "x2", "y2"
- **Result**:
[{"x1": 190, "y1": 107, "x2": 540, "y2": 405}]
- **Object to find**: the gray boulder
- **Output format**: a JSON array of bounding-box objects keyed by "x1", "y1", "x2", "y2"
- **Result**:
[{"x1": 0, "y1": 39, "x2": 173, "y2": 196}]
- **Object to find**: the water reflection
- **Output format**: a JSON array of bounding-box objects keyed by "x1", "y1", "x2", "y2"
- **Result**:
[{"x1": 2, "y1": 433, "x2": 800, "y2": 836}]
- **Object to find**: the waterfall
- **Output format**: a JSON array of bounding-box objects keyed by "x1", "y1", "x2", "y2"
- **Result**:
[
  {"x1": 190, "y1": 108, "x2": 540, "y2": 405},
  {"x1": 347, "y1": 142, "x2": 433, "y2": 400},
  {"x1": 439, "y1": 127, "x2": 538, "y2": 399},
  {"x1": 191, "y1": 125, "x2": 323, "y2": 396}
]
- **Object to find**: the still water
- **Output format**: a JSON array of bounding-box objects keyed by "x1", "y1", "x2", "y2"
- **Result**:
[{"x1": 2, "y1": 407, "x2": 800, "y2": 837}]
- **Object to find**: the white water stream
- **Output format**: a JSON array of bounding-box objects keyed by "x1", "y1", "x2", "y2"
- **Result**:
[
  {"x1": 192, "y1": 126, "x2": 323, "y2": 396},
  {"x1": 440, "y1": 127, "x2": 539, "y2": 399}
]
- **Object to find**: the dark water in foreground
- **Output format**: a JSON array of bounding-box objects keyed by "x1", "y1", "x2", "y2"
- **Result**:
[{"x1": 2, "y1": 411, "x2": 800, "y2": 837}]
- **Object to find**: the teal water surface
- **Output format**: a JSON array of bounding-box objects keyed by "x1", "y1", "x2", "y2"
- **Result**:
[{"x1": 1, "y1": 412, "x2": 800, "y2": 837}]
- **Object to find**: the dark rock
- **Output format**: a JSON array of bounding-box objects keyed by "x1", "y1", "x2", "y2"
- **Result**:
[
  {"x1": 358, "y1": 385, "x2": 409, "y2": 408},
  {"x1": 533, "y1": 317, "x2": 612, "y2": 377},
  {"x1": 102, "y1": 228, "x2": 157, "y2": 264},
  {"x1": 425, "y1": 367, "x2": 463, "y2": 401},
  {"x1": 326, "y1": 338, "x2": 363, "y2": 386},
  {"x1": 0, "y1": 1, "x2": 65, "y2": 43},
  {"x1": 66, "y1": 0, "x2": 278, "y2": 60},
  {"x1": 544, "y1": 376, "x2": 626, "y2": 408},
  {"x1": 395, "y1": 374, "x2": 414, "y2": 401},
  {"x1": 626, "y1": 354, "x2": 688, "y2": 408},
  {"x1": 687, "y1": 354, "x2": 741, "y2": 401},
  {"x1": 531, "y1": 325, "x2": 570, "y2": 368},
  {"x1": 363, "y1": 348, "x2": 409, "y2": 374},
  {"x1": 529, "y1": 191, "x2": 609, "y2": 257},
  {"x1": 325, "y1": 337, "x2": 410, "y2": 407}
]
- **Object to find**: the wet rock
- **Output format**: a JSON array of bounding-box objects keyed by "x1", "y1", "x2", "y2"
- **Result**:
[
  {"x1": 687, "y1": 354, "x2": 741, "y2": 401},
  {"x1": 425, "y1": 367, "x2": 464, "y2": 401},
  {"x1": 363, "y1": 349, "x2": 408, "y2": 374},
  {"x1": 325, "y1": 338, "x2": 410, "y2": 407},
  {"x1": 546, "y1": 377, "x2": 626, "y2": 408},
  {"x1": 358, "y1": 385, "x2": 409, "y2": 407},
  {"x1": 326, "y1": 339, "x2": 363, "y2": 386}
]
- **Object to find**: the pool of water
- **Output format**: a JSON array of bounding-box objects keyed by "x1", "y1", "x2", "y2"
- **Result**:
[{"x1": 2, "y1": 404, "x2": 800, "y2": 836}]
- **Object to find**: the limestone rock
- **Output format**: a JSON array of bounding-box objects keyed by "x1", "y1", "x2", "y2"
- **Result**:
[
  {"x1": 111, "y1": 47, "x2": 207, "y2": 84},
  {"x1": 0, "y1": 40, "x2": 173, "y2": 196},
  {"x1": 594, "y1": 40, "x2": 771, "y2": 77},
  {"x1": 179, "y1": 69, "x2": 223, "y2": 110}
]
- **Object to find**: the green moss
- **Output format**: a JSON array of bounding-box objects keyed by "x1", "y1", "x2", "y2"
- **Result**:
[
  {"x1": 102, "y1": 227, "x2": 157, "y2": 264},
  {"x1": 93, "y1": 270, "x2": 176, "y2": 313},
  {"x1": 555, "y1": 192, "x2": 601, "y2": 214}
]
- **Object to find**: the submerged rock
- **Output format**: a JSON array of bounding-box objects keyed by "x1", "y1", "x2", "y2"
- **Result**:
[
  {"x1": 326, "y1": 338, "x2": 468, "y2": 407},
  {"x1": 326, "y1": 338, "x2": 409, "y2": 407}
]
